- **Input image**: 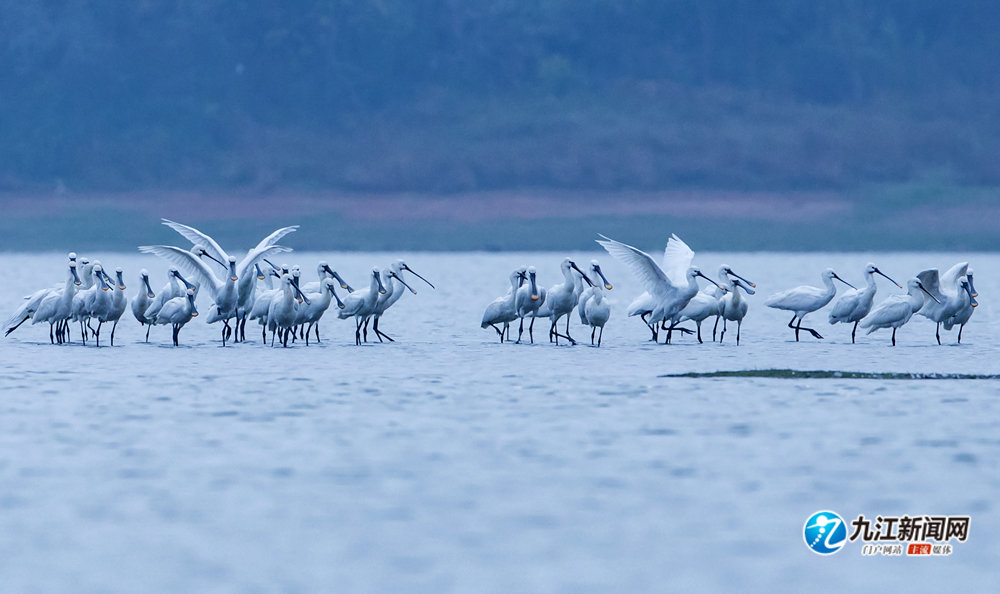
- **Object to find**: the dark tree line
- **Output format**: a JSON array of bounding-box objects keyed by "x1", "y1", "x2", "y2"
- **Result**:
[{"x1": 3, "y1": 0, "x2": 999, "y2": 191}]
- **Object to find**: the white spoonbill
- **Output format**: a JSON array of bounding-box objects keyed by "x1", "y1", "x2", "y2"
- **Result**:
[
  {"x1": 302, "y1": 261, "x2": 353, "y2": 294},
  {"x1": 160, "y1": 218, "x2": 296, "y2": 341},
  {"x1": 916, "y1": 263, "x2": 971, "y2": 345},
  {"x1": 155, "y1": 288, "x2": 199, "y2": 346},
  {"x1": 677, "y1": 264, "x2": 755, "y2": 344},
  {"x1": 943, "y1": 269, "x2": 978, "y2": 343},
  {"x1": 827, "y1": 263, "x2": 902, "y2": 343},
  {"x1": 582, "y1": 283, "x2": 611, "y2": 346},
  {"x1": 622, "y1": 234, "x2": 697, "y2": 341},
  {"x1": 482, "y1": 268, "x2": 526, "y2": 343},
  {"x1": 138, "y1": 246, "x2": 242, "y2": 345},
  {"x1": 597, "y1": 234, "x2": 721, "y2": 344},
  {"x1": 70, "y1": 263, "x2": 108, "y2": 344},
  {"x1": 718, "y1": 276, "x2": 756, "y2": 345},
  {"x1": 28, "y1": 261, "x2": 82, "y2": 344},
  {"x1": 677, "y1": 284, "x2": 728, "y2": 344},
  {"x1": 337, "y1": 268, "x2": 387, "y2": 345},
  {"x1": 85, "y1": 264, "x2": 114, "y2": 347},
  {"x1": 367, "y1": 264, "x2": 419, "y2": 343},
  {"x1": 860, "y1": 278, "x2": 941, "y2": 346},
  {"x1": 144, "y1": 268, "x2": 198, "y2": 326},
  {"x1": 105, "y1": 268, "x2": 128, "y2": 346},
  {"x1": 765, "y1": 269, "x2": 855, "y2": 341},
  {"x1": 536, "y1": 258, "x2": 593, "y2": 345},
  {"x1": 248, "y1": 267, "x2": 283, "y2": 343},
  {"x1": 268, "y1": 274, "x2": 310, "y2": 347},
  {"x1": 577, "y1": 260, "x2": 613, "y2": 326},
  {"x1": 514, "y1": 266, "x2": 546, "y2": 344},
  {"x1": 366, "y1": 260, "x2": 433, "y2": 343},
  {"x1": 297, "y1": 278, "x2": 345, "y2": 345},
  {"x1": 709, "y1": 266, "x2": 755, "y2": 341},
  {"x1": 131, "y1": 269, "x2": 157, "y2": 342},
  {"x1": 5, "y1": 254, "x2": 81, "y2": 339}
]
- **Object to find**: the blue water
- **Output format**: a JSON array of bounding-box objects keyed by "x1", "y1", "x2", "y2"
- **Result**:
[{"x1": 0, "y1": 251, "x2": 997, "y2": 592}]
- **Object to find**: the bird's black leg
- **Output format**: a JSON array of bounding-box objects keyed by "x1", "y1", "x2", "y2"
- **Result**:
[
  {"x1": 712, "y1": 315, "x2": 720, "y2": 342},
  {"x1": 720, "y1": 319, "x2": 726, "y2": 343},
  {"x1": 111, "y1": 321, "x2": 118, "y2": 346},
  {"x1": 598, "y1": 326, "x2": 603, "y2": 347},
  {"x1": 891, "y1": 327, "x2": 897, "y2": 346},
  {"x1": 696, "y1": 321, "x2": 703, "y2": 344},
  {"x1": 355, "y1": 319, "x2": 362, "y2": 346},
  {"x1": 852, "y1": 321, "x2": 858, "y2": 344},
  {"x1": 528, "y1": 317, "x2": 536, "y2": 344},
  {"x1": 641, "y1": 312, "x2": 657, "y2": 341},
  {"x1": 306, "y1": 323, "x2": 312, "y2": 346},
  {"x1": 591, "y1": 327, "x2": 596, "y2": 345},
  {"x1": 369, "y1": 318, "x2": 383, "y2": 343},
  {"x1": 551, "y1": 321, "x2": 576, "y2": 346},
  {"x1": 373, "y1": 318, "x2": 393, "y2": 342},
  {"x1": 49, "y1": 323, "x2": 55, "y2": 344},
  {"x1": 936, "y1": 322, "x2": 941, "y2": 345},
  {"x1": 958, "y1": 324, "x2": 964, "y2": 344},
  {"x1": 516, "y1": 317, "x2": 524, "y2": 344},
  {"x1": 736, "y1": 320, "x2": 741, "y2": 346},
  {"x1": 550, "y1": 320, "x2": 559, "y2": 345},
  {"x1": 796, "y1": 317, "x2": 823, "y2": 340}
]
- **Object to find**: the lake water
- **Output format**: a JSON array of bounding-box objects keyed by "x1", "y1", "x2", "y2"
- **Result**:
[{"x1": 1, "y1": 250, "x2": 997, "y2": 592}]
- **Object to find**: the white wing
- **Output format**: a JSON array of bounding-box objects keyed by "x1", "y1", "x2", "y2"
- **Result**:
[
  {"x1": 916, "y1": 269, "x2": 943, "y2": 301},
  {"x1": 237, "y1": 244, "x2": 294, "y2": 278},
  {"x1": 596, "y1": 235, "x2": 669, "y2": 296},
  {"x1": 161, "y1": 219, "x2": 230, "y2": 265},
  {"x1": 138, "y1": 245, "x2": 222, "y2": 299},
  {"x1": 861, "y1": 296, "x2": 910, "y2": 328},
  {"x1": 237, "y1": 226, "x2": 298, "y2": 275},
  {"x1": 661, "y1": 233, "x2": 694, "y2": 286},
  {"x1": 940, "y1": 262, "x2": 969, "y2": 288},
  {"x1": 626, "y1": 291, "x2": 655, "y2": 316}
]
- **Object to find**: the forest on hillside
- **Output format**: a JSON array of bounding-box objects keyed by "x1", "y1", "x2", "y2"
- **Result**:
[{"x1": 3, "y1": 0, "x2": 999, "y2": 193}]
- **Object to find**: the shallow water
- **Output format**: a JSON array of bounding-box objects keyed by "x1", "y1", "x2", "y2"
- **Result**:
[{"x1": 1, "y1": 251, "x2": 997, "y2": 592}]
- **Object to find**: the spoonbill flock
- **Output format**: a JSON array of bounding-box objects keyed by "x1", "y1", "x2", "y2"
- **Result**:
[
  {"x1": 3, "y1": 219, "x2": 434, "y2": 347},
  {"x1": 2, "y1": 226, "x2": 981, "y2": 348},
  {"x1": 480, "y1": 234, "x2": 979, "y2": 347}
]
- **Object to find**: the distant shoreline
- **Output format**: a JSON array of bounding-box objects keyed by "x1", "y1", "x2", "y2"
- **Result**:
[{"x1": 0, "y1": 187, "x2": 995, "y2": 252}]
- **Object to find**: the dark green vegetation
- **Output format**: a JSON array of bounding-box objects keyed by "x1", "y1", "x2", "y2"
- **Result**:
[
  {"x1": 2, "y1": 2, "x2": 998, "y2": 250},
  {"x1": 661, "y1": 370, "x2": 1000, "y2": 380}
]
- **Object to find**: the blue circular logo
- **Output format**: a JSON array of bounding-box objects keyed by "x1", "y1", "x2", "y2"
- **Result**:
[{"x1": 803, "y1": 510, "x2": 848, "y2": 555}]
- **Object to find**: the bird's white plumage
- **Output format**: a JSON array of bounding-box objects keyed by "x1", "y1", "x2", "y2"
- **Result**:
[
  {"x1": 661, "y1": 233, "x2": 695, "y2": 286},
  {"x1": 596, "y1": 235, "x2": 669, "y2": 298}
]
